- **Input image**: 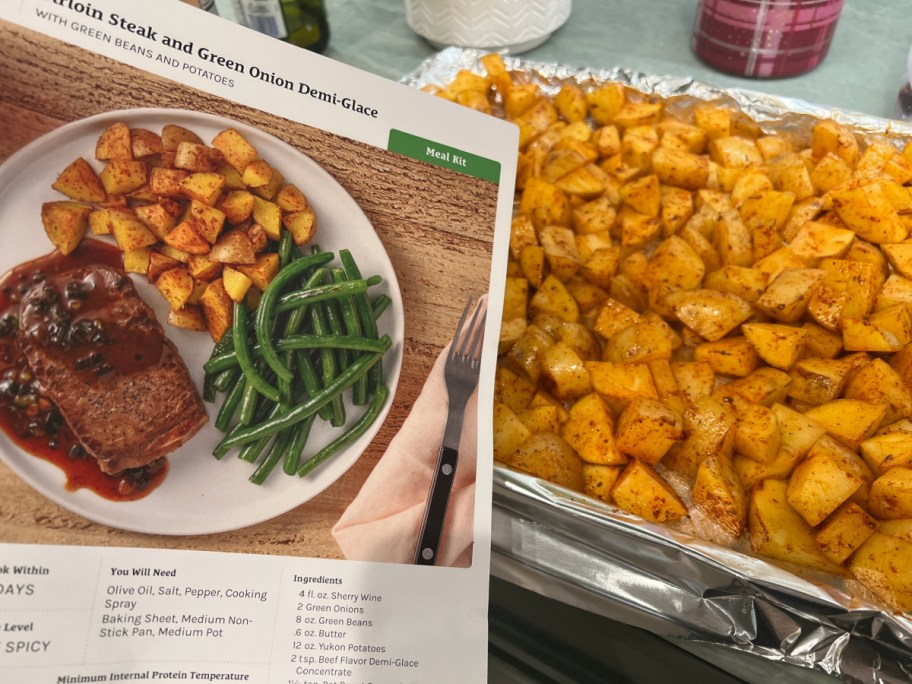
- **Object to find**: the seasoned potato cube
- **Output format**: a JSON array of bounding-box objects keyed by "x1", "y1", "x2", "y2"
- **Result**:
[
  {"x1": 585, "y1": 83, "x2": 626, "y2": 124},
  {"x1": 163, "y1": 221, "x2": 211, "y2": 255},
  {"x1": 155, "y1": 267, "x2": 194, "y2": 311},
  {"x1": 222, "y1": 266, "x2": 253, "y2": 304},
  {"x1": 208, "y1": 229, "x2": 257, "y2": 265},
  {"x1": 180, "y1": 172, "x2": 226, "y2": 205},
  {"x1": 787, "y1": 436, "x2": 868, "y2": 526},
  {"x1": 122, "y1": 247, "x2": 151, "y2": 275},
  {"x1": 41, "y1": 201, "x2": 91, "y2": 255},
  {"x1": 843, "y1": 304, "x2": 912, "y2": 352},
  {"x1": 585, "y1": 362, "x2": 657, "y2": 411},
  {"x1": 860, "y1": 421, "x2": 912, "y2": 474},
  {"x1": 52, "y1": 157, "x2": 107, "y2": 202},
  {"x1": 611, "y1": 459, "x2": 687, "y2": 523},
  {"x1": 99, "y1": 159, "x2": 147, "y2": 195},
  {"x1": 174, "y1": 141, "x2": 223, "y2": 172},
  {"x1": 530, "y1": 275, "x2": 579, "y2": 323},
  {"x1": 868, "y1": 467, "x2": 912, "y2": 519},
  {"x1": 199, "y1": 278, "x2": 233, "y2": 341},
  {"x1": 275, "y1": 183, "x2": 309, "y2": 212},
  {"x1": 235, "y1": 252, "x2": 280, "y2": 291},
  {"x1": 843, "y1": 358, "x2": 912, "y2": 424},
  {"x1": 748, "y1": 479, "x2": 843, "y2": 575},
  {"x1": 832, "y1": 183, "x2": 908, "y2": 244},
  {"x1": 561, "y1": 393, "x2": 625, "y2": 465},
  {"x1": 755, "y1": 268, "x2": 825, "y2": 323},
  {"x1": 848, "y1": 532, "x2": 912, "y2": 612},
  {"x1": 134, "y1": 202, "x2": 179, "y2": 239},
  {"x1": 734, "y1": 403, "x2": 780, "y2": 463},
  {"x1": 582, "y1": 464, "x2": 622, "y2": 503},
  {"x1": 242, "y1": 158, "x2": 274, "y2": 188},
  {"x1": 693, "y1": 454, "x2": 746, "y2": 537},
  {"x1": 187, "y1": 253, "x2": 223, "y2": 282},
  {"x1": 515, "y1": 404, "x2": 563, "y2": 434},
  {"x1": 539, "y1": 341, "x2": 591, "y2": 400},
  {"x1": 130, "y1": 128, "x2": 162, "y2": 158},
  {"x1": 663, "y1": 397, "x2": 736, "y2": 478},
  {"x1": 95, "y1": 122, "x2": 133, "y2": 161},
  {"x1": 539, "y1": 226, "x2": 580, "y2": 281},
  {"x1": 814, "y1": 502, "x2": 878, "y2": 564},
  {"x1": 666, "y1": 289, "x2": 752, "y2": 341},
  {"x1": 787, "y1": 356, "x2": 855, "y2": 404},
  {"x1": 788, "y1": 221, "x2": 854, "y2": 261},
  {"x1": 651, "y1": 146, "x2": 709, "y2": 189},
  {"x1": 615, "y1": 396, "x2": 682, "y2": 464},
  {"x1": 811, "y1": 119, "x2": 859, "y2": 165},
  {"x1": 218, "y1": 189, "x2": 255, "y2": 225},
  {"x1": 189, "y1": 200, "x2": 226, "y2": 244},
  {"x1": 146, "y1": 251, "x2": 180, "y2": 282},
  {"x1": 108, "y1": 209, "x2": 157, "y2": 252},
  {"x1": 506, "y1": 432, "x2": 585, "y2": 491},
  {"x1": 803, "y1": 399, "x2": 886, "y2": 449},
  {"x1": 493, "y1": 402, "x2": 532, "y2": 461},
  {"x1": 742, "y1": 323, "x2": 806, "y2": 370},
  {"x1": 149, "y1": 167, "x2": 190, "y2": 197},
  {"x1": 694, "y1": 337, "x2": 759, "y2": 377},
  {"x1": 167, "y1": 305, "x2": 208, "y2": 332}
]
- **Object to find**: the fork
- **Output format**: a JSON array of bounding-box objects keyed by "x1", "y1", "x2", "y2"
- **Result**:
[{"x1": 414, "y1": 296, "x2": 487, "y2": 565}]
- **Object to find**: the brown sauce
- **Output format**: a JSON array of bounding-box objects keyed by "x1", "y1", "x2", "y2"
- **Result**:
[{"x1": 0, "y1": 239, "x2": 167, "y2": 501}]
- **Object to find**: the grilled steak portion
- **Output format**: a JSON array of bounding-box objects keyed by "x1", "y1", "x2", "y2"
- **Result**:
[{"x1": 17, "y1": 265, "x2": 207, "y2": 474}]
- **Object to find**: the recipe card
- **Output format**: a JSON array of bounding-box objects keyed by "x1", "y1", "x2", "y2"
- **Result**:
[{"x1": 0, "y1": 1, "x2": 516, "y2": 682}]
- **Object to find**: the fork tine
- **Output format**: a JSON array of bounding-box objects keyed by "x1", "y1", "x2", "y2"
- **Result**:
[
  {"x1": 451, "y1": 297, "x2": 477, "y2": 359},
  {"x1": 466, "y1": 303, "x2": 487, "y2": 364}
]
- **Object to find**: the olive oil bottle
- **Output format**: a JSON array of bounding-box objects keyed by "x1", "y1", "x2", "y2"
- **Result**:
[{"x1": 233, "y1": 0, "x2": 330, "y2": 53}]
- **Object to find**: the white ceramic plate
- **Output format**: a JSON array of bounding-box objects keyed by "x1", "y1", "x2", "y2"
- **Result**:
[{"x1": 0, "y1": 108, "x2": 403, "y2": 536}]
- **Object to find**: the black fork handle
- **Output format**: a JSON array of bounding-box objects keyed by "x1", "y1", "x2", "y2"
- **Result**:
[{"x1": 414, "y1": 445, "x2": 459, "y2": 565}]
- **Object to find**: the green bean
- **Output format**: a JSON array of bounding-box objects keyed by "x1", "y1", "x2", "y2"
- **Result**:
[
  {"x1": 296, "y1": 350, "x2": 334, "y2": 422},
  {"x1": 204, "y1": 334, "x2": 389, "y2": 375},
  {"x1": 213, "y1": 367, "x2": 241, "y2": 392},
  {"x1": 310, "y1": 295, "x2": 345, "y2": 427},
  {"x1": 233, "y1": 300, "x2": 281, "y2": 403},
  {"x1": 254, "y1": 252, "x2": 336, "y2": 386},
  {"x1": 283, "y1": 414, "x2": 316, "y2": 476},
  {"x1": 250, "y1": 427, "x2": 295, "y2": 485},
  {"x1": 331, "y1": 267, "x2": 367, "y2": 405},
  {"x1": 274, "y1": 278, "x2": 379, "y2": 314},
  {"x1": 278, "y1": 228, "x2": 295, "y2": 268},
  {"x1": 340, "y1": 250, "x2": 382, "y2": 394},
  {"x1": 215, "y1": 342, "x2": 389, "y2": 450},
  {"x1": 214, "y1": 373, "x2": 248, "y2": 434},
  {"x1": 298, "y1": 384, "x2": 389, "y2": 477},
  {"x1": 371, "y1": 293, "x2": 392, "y2": 320},
  {"x1": 237, "y1": 377, "x2": 261, "y2": 425}
]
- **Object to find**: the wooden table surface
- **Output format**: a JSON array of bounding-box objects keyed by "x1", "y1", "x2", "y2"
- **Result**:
[{"x1": 0, "y1": 20, "x2": 498, "y2": 559}]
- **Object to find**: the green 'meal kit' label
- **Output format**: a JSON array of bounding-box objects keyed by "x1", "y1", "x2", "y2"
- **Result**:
[{"x1": 388, "y1": 129, "x2": 501, "y2": 183}]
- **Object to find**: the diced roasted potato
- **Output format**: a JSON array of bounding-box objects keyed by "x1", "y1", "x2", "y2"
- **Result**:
[
  {"x1": 208, "y1": 229, "x2": 257, "y2": 265},
  {"x1": 814, "y1": 502, "x2": 878, "y2": 564},
  {"x1": 199, "y1": 277, "x2": 233, "y2": 342},
  {"x1": 693, "y1": 454, "x2": 747, "y2": 537},
  {"x1": 561, "y1": 393, "x2": 625, "y2": 465},
  {"x1": 95, "y1": 122, "x2": 133, "y2": 161},
  {"x1": 848, "y1": 532, "x2": 912, "y2": 611},
  {"x1": 99, "y1": 159, "x2": 147, "y2": 195},
  {"x1": 41, "y1": 201, "x2": 92, "y2": 255},
  {"x1": 155, "y1": 267, "x2": 195, "y2": 311},
  {"x1": 611, "y1": 459, "x2": 688, "y2": 523},
  {"x1": 748, "y1": 478, "x2": 843, "y2": 575},
  {"x1": 615, "y1": 396, "x2": 682, "y2": 464},
  {"x1": 235, "y1": 252, "x2": 280, "y2": 291},
  {"x1": 52, "y1": 158, "x2": 107, "y2": 202},
  {"x1": 501, "y1": 431, "x2": 585, "y2": 491}
]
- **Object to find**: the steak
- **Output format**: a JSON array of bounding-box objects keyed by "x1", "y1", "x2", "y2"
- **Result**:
[{"x1": 17, "y1": 265, "x2": 207, "y2": 474}]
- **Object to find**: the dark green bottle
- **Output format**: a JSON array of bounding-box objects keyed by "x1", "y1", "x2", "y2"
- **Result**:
[{"x1": 233, "y1": 0, "x2": 330, "y2": 53}]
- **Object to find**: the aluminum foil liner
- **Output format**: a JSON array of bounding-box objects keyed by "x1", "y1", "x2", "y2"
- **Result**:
[{"x1": 404, "y1": 48, "x2": 912, "y2": 682}]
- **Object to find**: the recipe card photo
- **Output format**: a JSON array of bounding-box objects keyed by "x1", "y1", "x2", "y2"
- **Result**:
[{"x1": 0, "y1": 1, "x2": 517, "y2": 682}]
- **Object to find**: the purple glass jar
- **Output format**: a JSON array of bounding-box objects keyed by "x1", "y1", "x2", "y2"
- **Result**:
[{"x1": 692, "y1": 0, "x2": 844, "y2": 79}]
